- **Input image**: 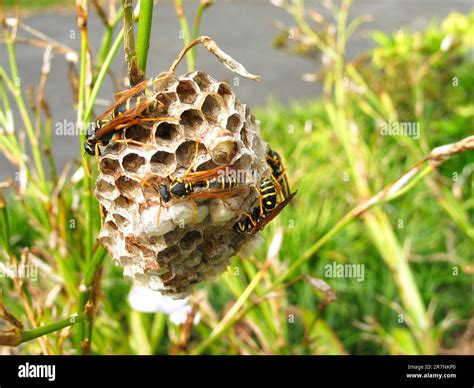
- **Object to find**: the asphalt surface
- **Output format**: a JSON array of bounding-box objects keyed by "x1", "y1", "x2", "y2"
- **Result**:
[{"x1": 0, "y1": 0, "x2": 471, "y2": 180}]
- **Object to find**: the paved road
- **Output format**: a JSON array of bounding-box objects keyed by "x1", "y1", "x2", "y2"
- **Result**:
[{"x1": 0, "y1": 0, "x2": 471, "y2": 180}]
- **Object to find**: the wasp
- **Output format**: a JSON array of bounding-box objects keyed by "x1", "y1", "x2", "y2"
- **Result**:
[
  {"x1": 84, "y1": 77, "x2": 176, "y2": 157},
  {"x1": 134, "y1": 153, "x2": 245, "y2": 224},
  {"x1": 147, "y1": 165, "x2": 243, "y2": 203},
  {"x1": 234, "y1": 176, "x2": 296, "y2": 234},
  {"x1": 266, "y1": 148, "x2": 291, "y2": 200}
]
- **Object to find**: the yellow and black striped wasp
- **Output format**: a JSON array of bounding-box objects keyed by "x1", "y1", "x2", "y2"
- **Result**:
[
  {"x1": 134, "y1": 143, "x2": 245, "y2": 223},
  {"x1": 152, "y1": 165, "x2": 242, "y2": 204},
  {"x1": 234, "y1": 148, "x2": 295, "y2": 234},
  {"x1": 266, "y1": 148, "x2": 291, "y2": 200},
  {"x1": 84, "y1": 76, "x2": 176, "y2": 157},
  {"x1": 233, "y1": 175, "x2": 296, "y2": 234}
]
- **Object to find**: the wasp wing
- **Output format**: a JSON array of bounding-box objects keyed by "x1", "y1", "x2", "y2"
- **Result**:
[
  {"x1": 97, "y1": 78, "x2": 153, "y2": 121},
  {"x1": 184, "y1": 165, "x2": 240, "y2": 184},
  {"x1": 187, "y1": 186, "x2": 246, "y2": 200},
  {"x1": 252, "y1": 190, "x2": 297, "y2": 232}
]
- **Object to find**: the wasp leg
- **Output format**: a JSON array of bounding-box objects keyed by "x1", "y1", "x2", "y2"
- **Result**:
[
  {"x1": 99, "y1": 205, "x2": 105, "y2": 226},
  {"x1": 184, "y1": 141, "x2": 200, "y2": 178},
  {"x1": 251, "y1": 183, "x2": 265, "y2": 217},
  {"x1": 83, "y1": 152, "x2": 92, "y2": 178},
  {"x1": 131, "y1": 174, "x2": 165, "y2": 226},
  {"x1": 189, "y1": 199, "x2": 198, "y2": 225},
  {"x1": 94, "y1": 142, "x2": 102, "y2": 167},
  {"x1": 241, "y1": 210, "x2": 257, "y2": 227},
  {"x1": 113, "y1": 134, "x2": 155, "y2": 149},
  {"x1": 269, "y1": 172, "x2": 283, "y2": 200},
  {"x1": 157, "y1": 198, "x2": 164, "y2": 226}
]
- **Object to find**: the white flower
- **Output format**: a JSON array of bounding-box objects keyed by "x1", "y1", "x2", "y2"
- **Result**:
[{"x1": 128, "y1": 284, "x2": 201, "y2": 326}]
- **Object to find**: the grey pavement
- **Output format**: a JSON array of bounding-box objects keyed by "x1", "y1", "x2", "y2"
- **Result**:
[{"x1": 0, "y1": 0, "x2": 471, "y2": 180}]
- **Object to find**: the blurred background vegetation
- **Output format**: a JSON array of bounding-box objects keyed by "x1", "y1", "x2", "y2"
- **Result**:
[{"x1": 0, "y1": 0, "x2": 472, "y2": 355}]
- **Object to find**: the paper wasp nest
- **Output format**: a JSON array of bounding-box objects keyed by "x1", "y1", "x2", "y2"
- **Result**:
[{"x1": 95, "y1": 71, "x2": 268, "y2": 298}]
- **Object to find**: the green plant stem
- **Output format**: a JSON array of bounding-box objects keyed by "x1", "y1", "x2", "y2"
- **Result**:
[
  {"x1": 95, "y1": 9, "x2": 123, "y2": 79},
  {"x1": 192, "y1": 264, "x2": 269, "y2": 354},
  {"x1": 76, "y1": 246, "x2": 107, "y2": 353},
  {"x1": 2, "y1": 28, "x2": 47, "y2": 191},
  {"x1": 191, "y1": 1, "x2": 212, "y2": 65},
  {"x1": 84, "y1": 28, "x2": 125, "y2": 123},
  {"x1": 174, "y1": 0, "x2": 193, "y2": 71},
  {"x1": 0, "y1": 194, "x2": 11, "y2": 256},
  {"x1": 136, "y1": 0, "x2": 154, "y2": 74},
  {"x1": 20, "y1": 314, "x2": 86, "y2": 345},
  {"x1": 77, "y1": 23, "x2": 94, "y2": 270}
]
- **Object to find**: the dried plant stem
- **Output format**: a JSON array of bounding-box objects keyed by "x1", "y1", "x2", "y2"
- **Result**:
[
  {"x1": 168, "y1": 36, "x2": 261, "y2": 81},
  {"x1": 122, "y1": 0, "x2": 143, "y2": 86},
  {"x1": 136, "y1": 0, "x2": 154, "y2": 74}
]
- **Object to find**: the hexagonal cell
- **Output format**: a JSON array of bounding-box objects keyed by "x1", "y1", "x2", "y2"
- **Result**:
[
  {"x1": 160, "y1": 270, "x2": 176, "y2": 283},
  {"x1": 183, "y1": 255, "x2": 202, "y2": 268},
  {"x1": 179, "y1": 230, "x2": 203, "y2": 251},
  {"x1": 105, "y1": 140, "x2": 125, "y2": 155},
  {"x1": 100, "y1": 234, "x2": 114, "y2": 251},
  {"x1": 217, "y1": 82, "x2": 235, "y2": 109},
  {"x1": 200, "y1": 94, "x2": 226, "y2": 121},
  {"x1": 176, "y1": 79, "x2": 199, "y2": 104},
  {"x1": 209, "y1": 139, "x2": 238, "y2": 164},
  {"x1": 99, "y1": 157, "x2": 120, "y2": 175},
  {"x1": 114, "y1": 195, "x2": 134, "y2": 212},
  {"x1": 121, "y1": 153, "x2": 146, "y2": 174},
  {"x1": 153, "y1": 71, "x2": 178, "y2": 91},
  {"x1": 115, "y1": 176, "x2": 142, "y2": 199},
  {"x1": 226, "y1": 113, "x2": 242, "y2": 133},
  {"x1": 176, "y1": 140, "x2": 205, "y2": 168},
  {"x1": 105, "y1": 220, "x2": 118, "y2": 231},
  {"x1": 192, "y1": 71, "x2": 214, "y2": 93},
  {"x1": 96, "y1": 178, "x2": 117, "y2": 199},
  {"x1": 143, "y1": 257, "x2": 165, "y2": 275},
  {"x1": 195, "y1": 159, "x2": 219, "y2": 172},
  {"x1": 235, "y1": 153, "x2": 252, "y2": 171},
  {"x1": 119, "y1": 255, "x2": 134, "y2": 267},
  {"x1": 113, "y1": 213, "x2": 130, "y2": 229},
  {"x1": 124, "y1": 125, "x2": 151, "y2": 144},
  {"x1": 163, "y1": 274, "x2": 191, "y2": 288},
  {"x1": 240, "y1": 124, "x2": 251, "y2": 147},
  {"x1": 155, "y1": 121, "x2": 180, "y2": 144},
  {"x1": 248, "y1": 112, "x2": 258, "y2": 127},
  {"x1": 155, "y1": 92, "x2": 178, "y2": 114},
  {"x1": 234, "y1": 99, "x2": 245, "y2": 116},
  {"x1": 150, "y1": 151, "x2": 176, "y2": 176},
  {"x1": 125, "y1": 235, "x2": 154, "y2": 257},
  {"x1": 163, "y1": 227, "x2": 185, "y2": 246},
  {"x1": 141, "y1": 180, "x2": 160, "y2": 203},
  {"x1": 180, "y1": 109, "x2": 205, "y2": 137}
]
